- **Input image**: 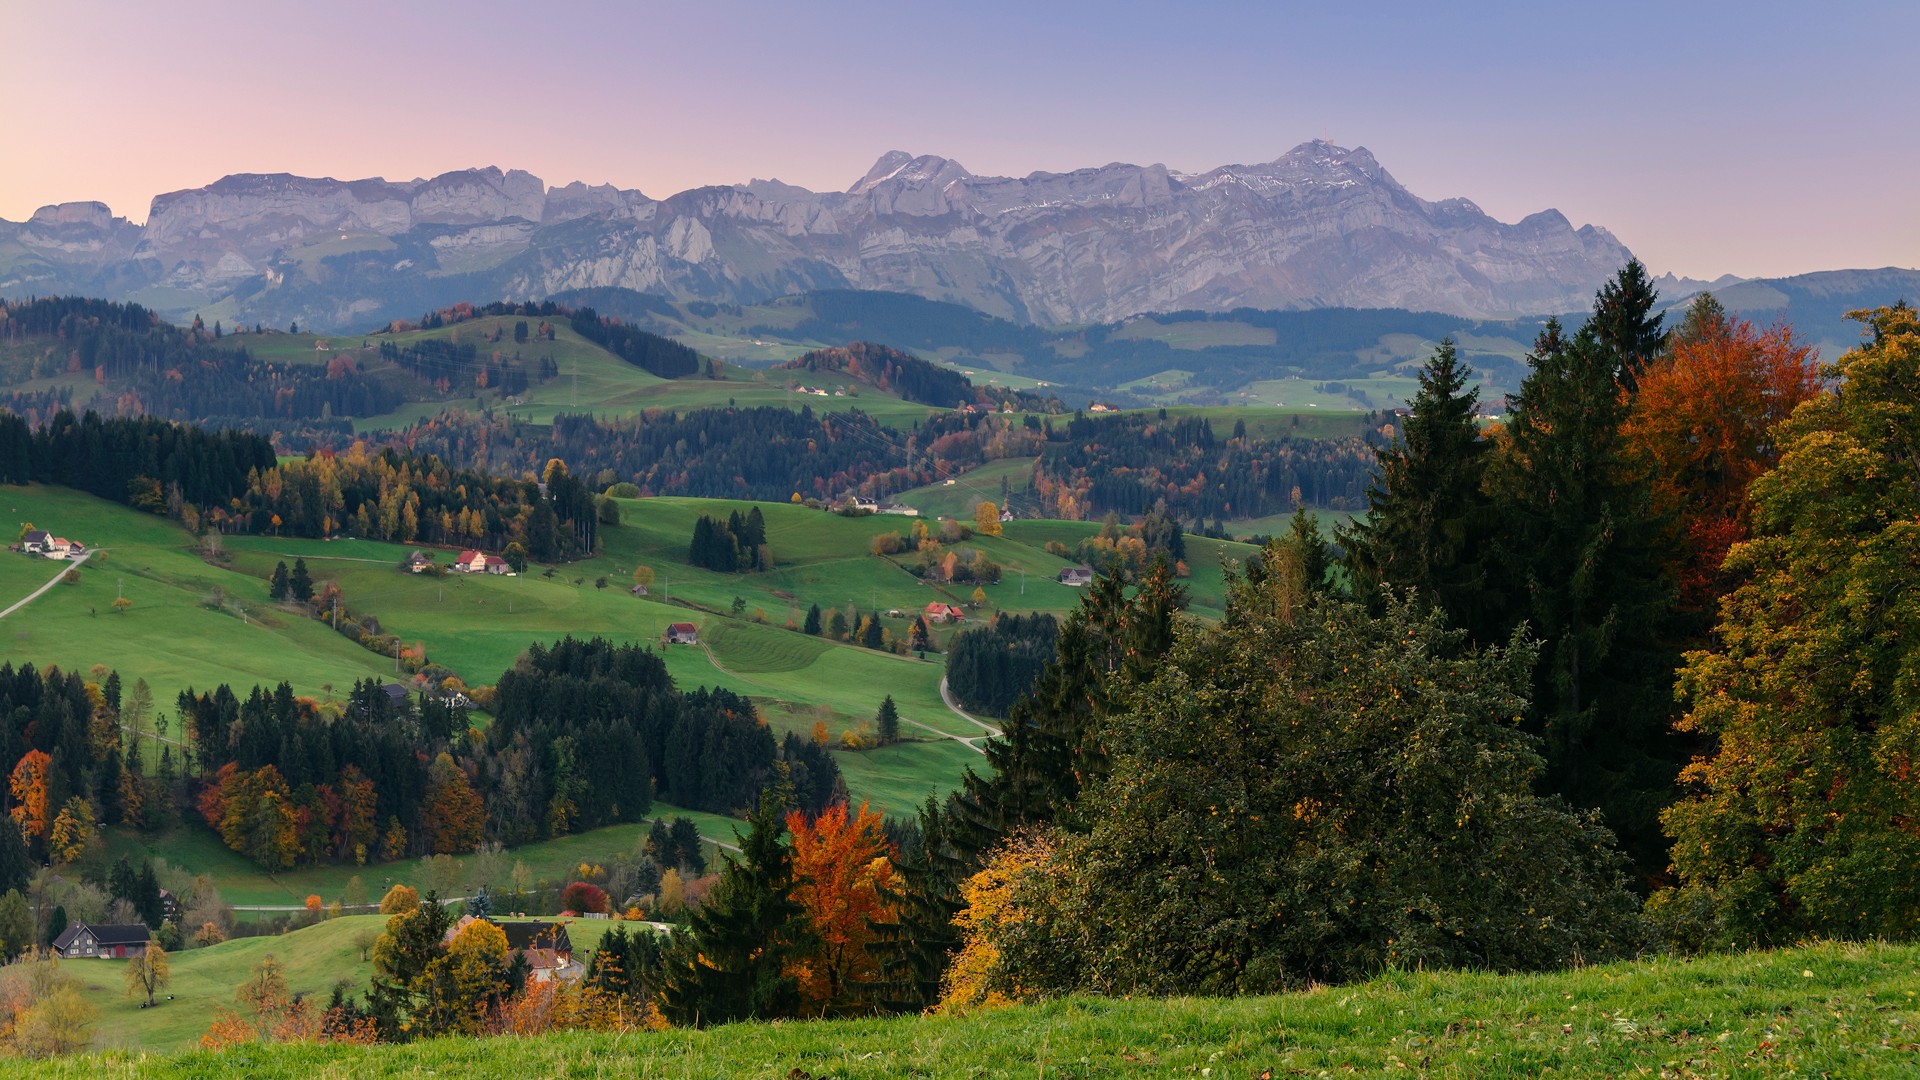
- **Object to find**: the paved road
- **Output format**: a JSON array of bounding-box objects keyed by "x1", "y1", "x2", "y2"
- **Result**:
[{"x1": 0, "y1": 549, "x2": 95, "y2": 620}]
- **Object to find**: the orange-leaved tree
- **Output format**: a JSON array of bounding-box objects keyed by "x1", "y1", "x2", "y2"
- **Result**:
[
  {"x1": 785, "y1": 801, "x2": 897, "y2": 1015},
  {"x1": 7, "y1": 750, "x2": 51, "y2": 846},
  {"x1": 1623, "y1": 300, "x2": 1819, "y2": 620}
]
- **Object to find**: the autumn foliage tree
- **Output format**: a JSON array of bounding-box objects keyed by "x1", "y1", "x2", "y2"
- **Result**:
[
  {"x1": 1622, "y1": 298, "x2": 1820, "y2": 622},
  {"x1": 1659, "y1": 305, "x2": 1920, "y2": 949},
  {"x1": 423, "y1": 754, "x2": 485, "y2": 855},
  {"x1": 785, "y1": 802, "x2": 897, "y2": 1015},
  {"x1": 7, "y1": 751, "x2": 52, "y2": 850},
  {"x1": 419, "y1": 918, "x2": 511, "y2": 1036}
]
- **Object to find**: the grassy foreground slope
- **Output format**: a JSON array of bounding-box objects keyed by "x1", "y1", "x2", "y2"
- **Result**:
[{"x1": 36, "y1": 941, "x2": 1920, "y2": 1076}]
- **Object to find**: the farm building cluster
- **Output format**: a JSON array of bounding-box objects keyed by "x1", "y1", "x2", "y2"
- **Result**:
[{"x1": 17, "y1": 529, "x2": 84, "y2": 560}]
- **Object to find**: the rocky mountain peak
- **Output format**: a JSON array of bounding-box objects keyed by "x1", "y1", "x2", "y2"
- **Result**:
[
  {"x1": 28, "y1": 201, "x2": 116, "y2": 229},
  {"x1": 848, "y1": 152, "x2": 973, "y2": 196}
]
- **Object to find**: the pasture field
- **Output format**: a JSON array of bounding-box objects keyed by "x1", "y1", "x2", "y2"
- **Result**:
[
  {"x1": 0, "y1": 485, "x2": 398, "y2": 699},
  {"x1": 1240, "y1": 374, "x2": 1422, "y2": 411},
  {"x1": 0, "y1": 484, "x2": 1260, "y2": 921},
  {"x1": 891, "y1": 457, "x2": 1040, "y2": 520},
  {"x1": 218, "y1": 316, "x2": 945, "y2": 430},
  {"x1": 62, "y1": 912, "x2": 645, "y2": 1056},
  {"x1": 35, "y1": 940, "x2": 1919, "y2": 1074},
  {"x1": 1112, "y1": 402, "x2": 1378, "y2": 440}
]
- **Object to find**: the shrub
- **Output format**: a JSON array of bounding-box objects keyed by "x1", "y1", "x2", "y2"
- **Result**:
[{"x1": 561, "y1": 881, "x2": 609, "y2": 915}]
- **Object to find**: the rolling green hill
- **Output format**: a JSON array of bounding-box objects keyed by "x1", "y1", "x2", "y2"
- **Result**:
[
  {"x1": 0, "y1": 481, "x2": 1258, "y2": 923},
  {"x1": 30, "y1": 939, "x2": 1917, "y2": 1073},
  {"x1": 224, "y1": 315, "x2": 946, "y2": 431}
]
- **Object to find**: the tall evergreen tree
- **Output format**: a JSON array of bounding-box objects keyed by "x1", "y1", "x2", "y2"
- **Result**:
[
  {"x1": 803, "y1": 603, "x2": 822, "y2": 636},
  {"x1": 1485, "y1": 318, "x2": 1679, "y2": 876},
  {"x1": 288, "y1": 558, "x2": 313, "y2": 603},
  {"x1": 657, "y1": 791, "x2": 809, "y2": 1026},
  {"x1": 1587, "y1": 259, "x2": 1667, "y2": 392},
  {"x1": 865, "y1": 794, "x2": 966, "y2": 1013},
  {"x1": 268, "y1": 561, "x2": 290, "y2": 601},
  {"x1": 1342, "y1": 339, "x2": 1498, "y2": 639},
  {"x1": 875, "y1": 695, "x2": 900, "y2": 746}
]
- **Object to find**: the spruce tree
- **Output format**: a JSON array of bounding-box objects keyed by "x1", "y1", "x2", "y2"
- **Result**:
[
  {"x1": 288, "y1": 558, "x2": 313, "y2": 603},
  {"x1": 864, "y1": 794, "x2": 965, "y2": 1012},
  {"x1": 803, "y1": 603, "x2": 822, "y2": 636},
  {"x1": 1485, "y1": 319, "x2": 1679, "y2": 875},
  {"x1": 656, "y1": 791, "x2": 809, "y2": 1026},
  {"x1": 1342, "y1": 339, "x2": 1498, "y2": 640},
  {"x1": 1587, "y1": 259, "x2": 1667, "y2": 392},
  {"x1": 1286, "y1": 509, "x2": 1329, "y2": 594},
  {"x1": 268, "y1": 561, "x2": 290, "y2": 601},
  {"x1": 861, "y1": 613, "x2": 885, "y2": 650},
  {"x1": 875, "y1": 695, "x2": 900, "y2": 745}
]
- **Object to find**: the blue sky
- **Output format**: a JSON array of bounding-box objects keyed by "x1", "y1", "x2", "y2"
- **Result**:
[{"x1": 5, "y1": 0, "x2": 1913, "y2": 278}]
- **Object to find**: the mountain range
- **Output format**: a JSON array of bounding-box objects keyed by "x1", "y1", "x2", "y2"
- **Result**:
[{"x1": 0, "y1": 143, "x2": 1644, "y2": 330}]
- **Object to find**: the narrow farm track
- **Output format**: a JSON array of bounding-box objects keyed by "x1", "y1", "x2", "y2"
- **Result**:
[
  {"x1": 701, "y1": 642, "x2": 984, "y2": 754},
  {"x1": 939, "y1": 675, "x2": 1002, "y2": 737},
  {"x1": 0, "y1": 548, "x2": 95, "y2": 619}
]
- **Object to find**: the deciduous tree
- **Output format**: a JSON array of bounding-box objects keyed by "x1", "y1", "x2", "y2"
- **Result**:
[
  {"x1": 124, "y1": 942, "x2": 171, "y2": 1006},
  {"x1": 1659, "y1": 305, "x2": 1920, "y2": 949},
  {"x1": 786, "y1": 801, "x2": 895, "y2": 1014}
]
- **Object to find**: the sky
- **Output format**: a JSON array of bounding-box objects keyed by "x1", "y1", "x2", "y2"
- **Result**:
[{"x1": 4, "y1": 0, "x2": 1915, "y2": 280}]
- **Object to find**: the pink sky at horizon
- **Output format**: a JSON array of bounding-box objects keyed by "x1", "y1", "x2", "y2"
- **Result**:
[{"x1": 5, "y1": 0, "x2": 1915, "y2": 282}]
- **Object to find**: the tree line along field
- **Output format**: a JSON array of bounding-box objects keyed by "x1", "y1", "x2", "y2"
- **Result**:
[{"x1": 25, "y1": 936, "x2": 1916, "y2": 1075}]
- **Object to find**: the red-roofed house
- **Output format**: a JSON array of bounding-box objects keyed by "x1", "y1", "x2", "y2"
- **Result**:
[
  {"x1": 455, "y1": 550, "x2": 509, "y2": 574},
  {"x1": 923, "y1": 602, "x2": 965, "y2": 624},
  {"x1": 666, "y1": 622, "x2": 699, "y2": 645}
]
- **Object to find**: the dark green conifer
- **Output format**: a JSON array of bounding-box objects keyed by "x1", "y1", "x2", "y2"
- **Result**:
[
  {"x1": 288, "y1": 558, "x2": 313, "y2": 603},
  {"x1": 865, "y1": 794, "x2": 966, "y2": 1013},
  {"x1": 1587, "y1": 259, "x2": 1667, "y2": 391},
  {"x1": 656, "y1": 791, "x2": 809, "y2": 1026},
  {"x1": 1485, "y1": 318, "x2": 1679, "y2": 874},
  {"x1": 1342, "y1": 339, "x2": 1498, "y2": 639}
]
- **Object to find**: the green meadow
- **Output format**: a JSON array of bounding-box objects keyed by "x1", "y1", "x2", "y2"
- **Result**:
[{"x1": 31, "y1": 939, "x2": 1918, "y2": 1075}]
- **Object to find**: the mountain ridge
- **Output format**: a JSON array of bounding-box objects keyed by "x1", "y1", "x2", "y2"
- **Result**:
[{"x1": 0, "y1": 142, "x2": 1653, "y2": 329}]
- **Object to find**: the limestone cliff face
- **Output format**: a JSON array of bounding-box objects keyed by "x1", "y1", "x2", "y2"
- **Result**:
[{"x1": 0, "y1": 143, "x2": 1635, "y2": 327}]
